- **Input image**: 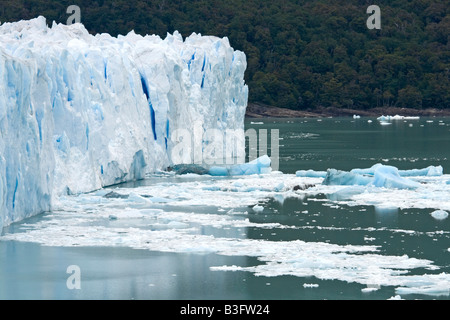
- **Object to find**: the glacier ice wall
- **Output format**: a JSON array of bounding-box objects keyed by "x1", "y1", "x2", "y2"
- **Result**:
[{"x1": 0, "y1": 17, "x2": 248, "y2": 229}]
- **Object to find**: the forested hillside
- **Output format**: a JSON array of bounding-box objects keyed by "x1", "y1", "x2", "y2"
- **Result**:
[{"x1": 1, "y1": 0, "x2": 449, "y2": 110}]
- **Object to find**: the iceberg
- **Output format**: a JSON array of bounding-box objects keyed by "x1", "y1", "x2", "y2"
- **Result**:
[
  {"x1": 252, "y1": 204, "x2": 264, "y2": 213},
  {"x1": 323, "y1": 169, "x2": 373, "y2": 186},
  {"x1": 209, "y1": 155, "x2": 272, "y2": 176},
  {"x1": 168, "y1": 155, "x2": 272, "y2": 176},
  {"x1": 296, "y1": 170, "x2": 328, "y2": 178},
  {"x1": 350, "y1": 164, "x2": 384, "y2": 175},
  {"x1": 0, "y1": 17, "x2": 248, "y2": 229},
  {"x1": 398, "y1": 166, "x2": 443, "y2": 177},
  {"x1": 372, "y1": 165, "x2": 421, "y2": 189},
  {"x1": 323, "y1": 164, "x2": 422, "y2": 190},
  {"x1": 377, "y1": 115, "x2": 420, "y2": 121},
  {"x1": 298, "y1": 164, "x2": 442, "y2": 191},
  {"x1": 430, "y1": 210, "x2": 448, "y2": 220},
  {"x1": 351, "y1": 164, "x2": 443, "y2": 177}
]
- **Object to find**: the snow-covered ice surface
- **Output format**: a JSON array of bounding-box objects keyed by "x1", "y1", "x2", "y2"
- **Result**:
[
  {"x1": 2, "y1": 169, "x2": 450, "y2": 297},
  {"x1": 0, "y1": 17, "x2": 248, "y2": 229}
]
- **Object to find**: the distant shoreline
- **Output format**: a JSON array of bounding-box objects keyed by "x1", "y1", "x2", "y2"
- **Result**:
[{"x1": 246, "y1": 103, "x2": 450, "y2": 118}]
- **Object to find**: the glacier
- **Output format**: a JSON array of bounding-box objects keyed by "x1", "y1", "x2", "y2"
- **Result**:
[{"x1": 0, "y1": 17, "x2": 248, "y2": 230}]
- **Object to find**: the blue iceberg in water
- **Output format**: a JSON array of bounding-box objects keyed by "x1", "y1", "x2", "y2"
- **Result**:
[
  {"x1": 323, "y1": 169, "x2": 373, "y2": 186},
  {"x1": 372, "y1": 165, "x2": 421, "y2": 189},
  {"x1": 296, "y1": 170, "x2": 328, "y2": 178},
  {"x1": 398, "y1": 166, "x2": 443, "y2": 177},
  {"x1": 299, "y1": 163, "x2": 442, "y2": 190},
  {"x1": 351, "y1": 163, "x2": 443, "y2": 177},
  {"x1": 322, "y1": 164, "x2": 431, "y2": 190},
  {"x1": 377, "y1": 115, "x2": 420, "y2": 121},
  {"x1": 209, "y1": 155, "x2": 272, "y2": 176},
  {"x1": 299, "y1": 164, "x2": 443, "y2": 181},
  {"x1": 350, "y1": 164, "x2": 384, "y2": 175}
]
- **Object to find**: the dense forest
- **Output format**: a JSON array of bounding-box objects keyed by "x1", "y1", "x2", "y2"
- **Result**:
[{"x1": 1, "y1": 0, "x2": 449, "y2": 110}]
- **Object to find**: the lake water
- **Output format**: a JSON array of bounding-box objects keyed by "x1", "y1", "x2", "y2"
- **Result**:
[{"x1": 1, "y1": 117, "x2": 450, "y2": 300}]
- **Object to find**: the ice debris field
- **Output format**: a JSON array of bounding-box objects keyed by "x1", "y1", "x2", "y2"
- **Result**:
[
  {"x1": 2, "y1": 160, "x2": 450, "y2": 297},
  {"x1": 0, "y1": 18, "x2": 449, "y2": 298}
]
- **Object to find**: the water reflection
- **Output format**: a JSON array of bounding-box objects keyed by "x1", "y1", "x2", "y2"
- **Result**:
[{"x1": 374, "y1": 206, "x2": 399, "y2": 228}]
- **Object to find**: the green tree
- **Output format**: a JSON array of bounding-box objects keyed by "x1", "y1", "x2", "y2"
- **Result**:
[
  {"x1": 398, "y1": 86, "x2": 423, "y2": 109},
  {"x1": 0, "y1": 0, "x2": 448, "y2": 111}
]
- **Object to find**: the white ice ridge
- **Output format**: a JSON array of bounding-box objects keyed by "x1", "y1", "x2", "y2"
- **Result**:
[{"x1": 0, "y1": 17, "x2": 248, "y2": 229}]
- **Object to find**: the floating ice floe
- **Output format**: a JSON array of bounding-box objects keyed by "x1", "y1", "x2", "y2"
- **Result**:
[
  {"x1": 377, "y1": 115, "x2": 421, "y2": 121},
  {"x1": 209, "y1": 155, "x2": 272, "y2": 176},
  {"x1": 3, "y1": 198, "x2": 448, "y2": 296},
  {"x1": 387, "y1": 295, "x2": 404, "y2": 300},
  {"x1": 323, "y1": 169, "x2": 373, "y2": 186},
  {"x1": 303, "y1": 283, "x2": 319, "y2": 288},
  {"x1": 323, "y1": 165, "x2": 421, "y2": 190},
  {"x1": 294, "y1": 164, "x2": 450, "y2": 211},
  {"x1": 322, "y1": 163, "x2": 444, "y2": 190},
  {"x1": 1, "y1": 167, "x2": 449, "y2": 296},
  {"x1": 372, "y1": 166, "x2": 422, "y2": 189},
  {"x1": 252, "y1": 205, "x2": 264, "y2": 213},
  {"x1": 351, "y1": 163, "x2": 443, "y2": 177},
  {"x1": 296, "y1": 170, "x2": 328, "y2": 178},
  {"x1": 430, "y1": 210, "x2": 449, "y2": 220},
  {"x1": 398, "y1": 166, "x2": 443, "y2": 177}
]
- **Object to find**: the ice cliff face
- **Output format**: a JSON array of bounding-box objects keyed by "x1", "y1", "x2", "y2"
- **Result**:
[{"x1": 0, "y1": 17, "x2": 248, "y2": 229}]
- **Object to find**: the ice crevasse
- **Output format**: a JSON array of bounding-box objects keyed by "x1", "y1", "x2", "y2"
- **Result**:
[{"x1": 0, "y1": 17, "x2": 248, "y2": 229}]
